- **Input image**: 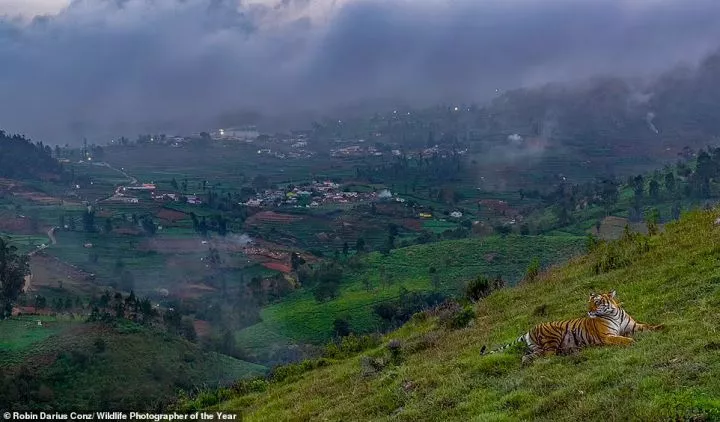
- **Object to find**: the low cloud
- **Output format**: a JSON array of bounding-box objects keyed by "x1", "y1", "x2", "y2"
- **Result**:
[{"x1": 1, "y1": 0, "x2": 720, "y2": 143}]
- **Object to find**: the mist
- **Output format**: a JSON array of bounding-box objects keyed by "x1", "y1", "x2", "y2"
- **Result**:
[{"x1": 2, "y1": 0, "x2": 720, "y2": 143}]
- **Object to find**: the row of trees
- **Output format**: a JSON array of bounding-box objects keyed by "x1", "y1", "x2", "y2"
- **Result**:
[
  {"x1": 0, "y1": 131, "x2": 62, "y2": 179},
  {"x1": 59, "y1": 209, "x2": 158, "y2": 236}
]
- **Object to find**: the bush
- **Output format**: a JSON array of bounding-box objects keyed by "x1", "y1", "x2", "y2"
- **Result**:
[
  {"x1": 373, "y1": 291, "x2": 447, "y2": 329},
  {"x1": 524, "y1": 257, "x2": 541, "y2": 283},
  {"x1": 465, "y1": 275, "x2": 505, "y2": 302},
  {"x1": 387, "y1": 339, "x2": 403, "y2": 364},
  {"x1": 93, "y1": 337, "x2": 106, "y2": 353},
  {"x1": 323, "y1": 333, "x2": 382, "y2": 359},
  {"x1": 433, "y1": 301, "x2": 476, "y2": 330}
]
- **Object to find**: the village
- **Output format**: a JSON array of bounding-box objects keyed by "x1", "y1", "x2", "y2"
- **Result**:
[{"x1": 242, "y1": 180, "x2": 404, "y2": 209}]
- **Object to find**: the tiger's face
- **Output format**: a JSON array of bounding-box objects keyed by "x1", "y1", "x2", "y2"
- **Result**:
[{"x1": 587, "y1": 290, "x2": 620, "y2": 318}]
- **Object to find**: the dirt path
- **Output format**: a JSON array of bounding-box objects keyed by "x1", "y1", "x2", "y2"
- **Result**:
[
  {"x1": 100, "y1": 161, "x2": 137, "y2": 185},
  {"x1": 95, "y1": 162, "x2": 138, "y2": 203},
  {"x1": 24, "y1": 227, "x2": 58, "y2": 292}
]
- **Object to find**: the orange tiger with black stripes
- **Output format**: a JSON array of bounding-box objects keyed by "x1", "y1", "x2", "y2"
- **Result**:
[{"x1": 481, "y1": 290, "x2": 663, "y2": 364}]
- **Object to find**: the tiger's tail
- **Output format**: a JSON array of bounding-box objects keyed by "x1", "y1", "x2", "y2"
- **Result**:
[{"x1": 481, "y1": 333, "x2": 529, "y2": 355}]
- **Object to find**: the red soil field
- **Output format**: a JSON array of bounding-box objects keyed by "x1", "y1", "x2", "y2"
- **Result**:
[
  {"x1": 245, "y1": 211, "x2": 304, "y2": 225},
  {"x1": 261, "y1": 261, "x2": 292, "y2": 273},
  {"x1": 156, "y1": 208, "x2": 187, "y2": 222}
]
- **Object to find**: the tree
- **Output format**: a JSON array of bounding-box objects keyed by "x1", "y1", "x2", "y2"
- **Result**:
[
  {"x1": 342, "y1": 242, "x2": 349, "y2": 257},
  {"x1": 82, "y1": 209, "x2": 95, "y2": 232},
  {"x1": 141, "y1": 216, "x2": 157, "y2": 236},
  {"x1": 664, "y1": 172, "x2": 676, "y2": 195},
  {"x1": 355, "y1": 237, "x2": 365, "y2": 253},
  {"x1": 180, "y1": 317, "x2": 197, "y2": 342},
  {"x1": 649, "y1": 179, "x2": 660, "y2": 200},
  {"x1": 215, "y1": 215, "x2": 228, "y2": 236},
  {"x1": 333, "y1": 317, "x2": 352, "y2": 338},
  {"x1": 0, "y1": 238, "x2": 30, "y2": 318},
  {"x1": 632, "y1": 175, "x2": 644, "y2": 201},
  {"x1": 290, "y1": 252, "x2": 305, "y2": 271},
  {"x1": 494, "y1": 224, "x2": 512, "y2": 236},
  {"x1": 362, "y1": 278, "x2": 372, "y2": 291},
  {"x1": 104, "y1": 218, "x2": 113, "y2": 234},
  {"x1": 198, "y1": 217, "x2": 208, "y2": 236},
  {"x1": 519, "y1": 224, "x2": 530, "y2": 236},
  {"x1": 170, "y1": 178, "x2": 179, "y2": 190},
  {"x1": 671, "y1": 203, "x2": 682, "y2": 220}
]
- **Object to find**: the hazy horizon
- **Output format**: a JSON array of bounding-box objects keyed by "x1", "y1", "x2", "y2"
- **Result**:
[{"x1": 2, "y1": 0, "x2": 720, "y2": 144}]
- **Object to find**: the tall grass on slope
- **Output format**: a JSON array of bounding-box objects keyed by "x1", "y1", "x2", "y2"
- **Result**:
[{"x1": 194, "y1": 209, "x2": 720, "y2": 421}]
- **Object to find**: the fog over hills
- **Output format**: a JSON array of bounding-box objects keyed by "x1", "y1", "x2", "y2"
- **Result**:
[{"x1": 1, "y1": 0, "x2": 720, "y2": 143}]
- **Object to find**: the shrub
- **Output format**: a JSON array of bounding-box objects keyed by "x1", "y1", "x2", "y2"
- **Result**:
[
  {"x1": 360, "y1": 356, "x2": 387, "y2": 377},
  {"x1": 323, "y1": 333, "x2": 382, "y2": 359},
  {"x1": 465, "y1": 275, "x2": 505, "y2": 301},
  {"x1": 93, "y1": 337, "x2": 106, "y2": 353},
  {"x1": 434, "y1": 301, "x2": 476, "y2": 330},
  {"x1": 387, "y1": 339, "x2": 403, "y2": 364},
  {"x1": 465, "y1": 276, "x2": 490, "y2": 301},
  {"x1": 524, "y1": 257, "x2": 541, "y2": 283}
]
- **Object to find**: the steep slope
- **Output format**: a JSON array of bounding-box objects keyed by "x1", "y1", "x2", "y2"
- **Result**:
[{"x1": 192, "y1": 208, "x2": 720, "y2": 421}]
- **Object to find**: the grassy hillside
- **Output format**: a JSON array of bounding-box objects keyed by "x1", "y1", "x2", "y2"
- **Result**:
[
  {"x1": 236, "y1": 235, "x2": 586, "y2": 351},
  {"x1": 0, "y1": 318, "x2": 267, "y2": 411},
  {"x1": 193, "y1": 208, "x2": 720, "y2": 421}
]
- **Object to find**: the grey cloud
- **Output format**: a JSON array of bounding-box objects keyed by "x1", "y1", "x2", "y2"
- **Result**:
[{"x1": 1, "y1": 0, "x2": 720, "y2": 143}]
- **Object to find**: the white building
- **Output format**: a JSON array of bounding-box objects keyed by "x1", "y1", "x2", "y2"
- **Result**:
[{"x1": 215, "y1": 126, "x2": 260, "y2": 141}]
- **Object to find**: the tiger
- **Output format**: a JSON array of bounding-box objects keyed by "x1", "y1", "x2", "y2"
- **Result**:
[{"x1": 480, "y1": 290, "x2": 663, "y2": 364}]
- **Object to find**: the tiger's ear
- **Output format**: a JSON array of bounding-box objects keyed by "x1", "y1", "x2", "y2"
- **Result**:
[{"x1": 609, "y1": 290, "x2": 617, "y2": 299}]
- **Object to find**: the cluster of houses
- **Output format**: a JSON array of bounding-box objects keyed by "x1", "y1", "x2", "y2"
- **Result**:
[
  {"x1": 242, "y1": 181, "x2": 396, "y2": 209},
  {"x1": 331, "y1": 144, "x2": 385, "y2": 158},
  {"x1": 103, "y1": 182, "x2": 203, "y2": 206},
  {"x1": 256, "y1": 148, "x2": 316, "y2": 160}
]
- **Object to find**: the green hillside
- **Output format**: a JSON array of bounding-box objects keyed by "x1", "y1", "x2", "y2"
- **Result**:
[
  {"x1": 189, "y1": 208, "x2": 720, "y2": 421},
  {"x1": 237, "y1": 235, "x2": 586, "y2": 350},
  {"x1": 0, "y1": 318, "x2": 267, "y2": 411}
]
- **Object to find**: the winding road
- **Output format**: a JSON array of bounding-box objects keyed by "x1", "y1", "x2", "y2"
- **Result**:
[{"x1": 94, "y1": 161, "x2": 138, "y2": 203}]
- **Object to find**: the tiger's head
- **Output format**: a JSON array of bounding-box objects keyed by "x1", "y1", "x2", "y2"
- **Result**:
[{"x1": 587, "y1": 290, "x2": 621, "y2": 318}]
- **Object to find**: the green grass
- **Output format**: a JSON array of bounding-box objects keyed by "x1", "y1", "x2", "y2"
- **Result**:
[
  {"x1": 422, "y1": 219, "x2": 459, "y2": 233},
  {"x1": 0, "y1": 316, "x2": 81, "y2": 364},
  {"x1": 243, "y1": 235, "x2": 586, "y2": 345},
  {"x1": 198, "y1": 208, "x2": 720, "y2": 421},
  {"x1": 2, "y1": 233, "x2": 50, "y2": 254},
  {"x1": 1, "y1": 320, "x2": 267, "y2": 411}
]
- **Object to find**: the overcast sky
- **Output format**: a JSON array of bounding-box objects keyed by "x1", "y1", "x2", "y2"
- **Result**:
[{"x1": 1, "y1": 0, "x2": 720, "y2": 144}]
